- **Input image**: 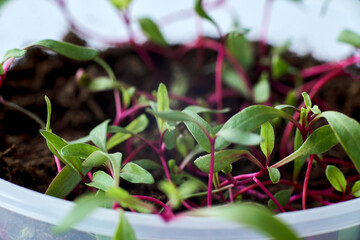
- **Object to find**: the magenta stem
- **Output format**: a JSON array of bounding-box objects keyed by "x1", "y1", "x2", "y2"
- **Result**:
[
  {"x1": 302, "y1": 155, "x2": 314, "y2": 210},
  {"x1": 54, "y1": 155, "x2": 62, "y2": 173},
  {"x1": 112, "y1": 90, "x2": 122, "y2": 126},
  {"x1": 122, "y1": 143, "x2": 148, "y2": 165},
  {"x1": 135, "y1": 195, "x2": 174, "y2": 216},
  {"x1": 253, "y1": 176, "x2": 285, "y2": 212}
]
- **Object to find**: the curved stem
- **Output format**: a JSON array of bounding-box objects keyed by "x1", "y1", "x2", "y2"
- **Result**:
[
  {"x1": 253, "y1": 176, "x2": 285, "y2": 212},
  {"x1": 302, "y1": 155, "x2": 314, "y2": 210}
]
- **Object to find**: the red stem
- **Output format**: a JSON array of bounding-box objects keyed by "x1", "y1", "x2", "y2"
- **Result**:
[
  {"x1": 253, "y1": 177, "x2": 285, "y2": 212},
  {"x1": 302, "y1": 155, "x2": 314, "y2": 210},
  {"x1": 207, "y1": 137, "x2": 216, "y2": 207}
]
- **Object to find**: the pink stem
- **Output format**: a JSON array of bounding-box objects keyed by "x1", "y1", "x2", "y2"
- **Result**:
[
  {"x1": 135, "y1": 195, "x2": 174, "y2": 215},
  {"x1": 54, "y1": 156, "x2": 62, "y2": 173},
  {"x1": 159, "y1": 143, "x2": 172, "y2": 183},
  {"x1": 302, "y1": 155, "x2": 314, "y2": 210},
  {"x1": 112, "y1": 90, "x2": 122, "y2": 126},
  {"x1": 253, "y1": 177, "x2": 285, "y2": 212},
  {"x1": 122, "y1": 143, "x2": 147, "y2": 165},
  {"x1": 87, "y1": 171, "x2": 93, "y2": 181}
]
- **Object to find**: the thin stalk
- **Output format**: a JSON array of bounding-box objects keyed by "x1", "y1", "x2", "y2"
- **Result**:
[
  {"x1": 302, "y1": 155, "x2": 314, "y2": 210},
  {"x1": 54, "y1": 156, "x2": 62, "y2": 173},
  {"x1": 253, "y1": 177, "x2": 285, "y2": 212},
  {"x1": 207, "y1": 137, "x2": 216, "y2": 207},
  {"x1": 135, "y1": 195, "x2": 174, "y2": 217},
  {"x1": 0, "y1": 96, "x2": 46, "y2": 129}
]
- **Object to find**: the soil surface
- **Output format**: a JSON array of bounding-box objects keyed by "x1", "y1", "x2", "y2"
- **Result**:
[{"x1": 1, "y1": 32, "x2": 360, "y2": 209}]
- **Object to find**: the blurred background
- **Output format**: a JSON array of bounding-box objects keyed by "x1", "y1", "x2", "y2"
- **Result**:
[{"x1": 0, "y1": 0, "x2": 360, "y2": 60}]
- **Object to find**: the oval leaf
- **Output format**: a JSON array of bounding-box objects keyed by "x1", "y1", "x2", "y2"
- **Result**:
[
  {"x1": 217, "y1": 128, "x2": 262, "y2": 146},
  {"x1": 338, "y1": 29, "x2": 360, "y2": 48},
  {"x1": 351, "y1": 180, "x2": 360, "y2": 197},
  {"x1": 191, "y1": 204, "x2": 298, "y2": 240},
  {"x1": 61, "y1": 143, "x2": 100, "y2": 158},
  {"x1": 260, "y1": 122, "x2": 275, "y2": 157},
  {"x1": 326, "y1": 165, "x2": 347, "y2": 193},
  {"x1": 86, "y1": 170, "x2": 114, "y2": 191},
  {"x1": 273, "y1": 125, "x2": 338, "y2": 168},
  {"x1": 254, "y1": 72, "x2": 270, "y2": 103},
  {"x1": 120, "y1": 162, "x2": 154, "y2": 184},
  {"x1": 26, "y1": 39, "x2": 98, "y2": 61},
  {"x1": 90, "y1": 119, "x2": 110, "y2": 152},
  {"x1": 268, "y1": 189, "x2": 292, "y2": 211},
  {"x1": 138, "y1": 18, "x2": 167, "y2": 46},
  {"x1": 268, "y1": 167, "x2": 281, "y2": 184},
  {"x1": 321, "y1": 111, "x2": 360, "y2": 173},
  {"x1": 194, "y1": 149, "x2": 262, "y2": 173}
]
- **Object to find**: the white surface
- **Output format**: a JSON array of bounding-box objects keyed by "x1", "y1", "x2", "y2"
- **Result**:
[{"x1": 0, "y1": 0, "x2": 360, "y2": 60}]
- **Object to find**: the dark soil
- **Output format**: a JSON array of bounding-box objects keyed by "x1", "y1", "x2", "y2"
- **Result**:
[{"x1": 1, "y1": 32, "x2": 359, "y2": 209}]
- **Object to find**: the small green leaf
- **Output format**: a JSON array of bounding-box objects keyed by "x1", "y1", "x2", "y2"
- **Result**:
[
  {"x1": 194, "y1": 0, "x2": 218, "y2": 29},
  {"x1": 90, "y1": 120, "x2": 110, "y2": 152},
  {"x1": 178, "y1": 180, "x2": 201, "y2": 199},
  {"x1": 351, "y1": 180, "x2": 360, "y2": 197},
  {"x1": 106, "y1": 187, "x2": 155, "y2": 213},
  {"x1": 164, "y1": 128, "x2": 176, "y2": 150},
  {"x1": 114, "y1": 209, "x2": 137, "y2": 240},
  {"x1": 121, "y1": 86, "x2": 135, "y2": 108},
  {"x1": 138, "y1": 18, "x2": 168, "y2": 46},
  {"x1": 86, "y1": 171, "x2": 114, "y2": 191},
  {"x1": 267, "y1": 167, "x2": 281, "y2": 184},
  {"x1": 338, "y1": 29, "x2": 360, "y2": 48},
  {"x1": 260, "y1": 122, "x2": 275, "y2": 157},
  {"x1": 194, "y1": 149, "x2": 262, "y2": 173},
  {"x1": 44, "y1": 96, "x2": 52, "y2": 131},
  {"x1": 222, "y1": 68, "x2": 250, "y2": 99},
  {"x1": 157, "y1": 83, "x2": 170, "y2": 132},
  {"x1": 302, "y1": 92, "x2": 312, "y2": 109},
  {"x1": 54, "y1": 192, "x2": 111, "y2": 234},
  {"x1": 267, "y1": 189, "x2": 292, "y2": 211},
  {"x1": 110, "y1": 0, "x2": 132, "y2": 10},
  {"x1": 61, "y1": 143, "x2": 100, "y2": 158},
  {"x1": 148, "y1": 109, "x2": 194, "y2": 122},
  {"x1": 321, "y1": 111, "x2": 360, "y2": 173},
  {"x1": 159, "y1": 180, "x2": 181, "y2": 208},
  {"x1": 254, "y1": 72, "x2": 270, "y2": 103},
  {"x1": 26, "y1": 39, "x2": 98, "y2": 61},
  {"x1": 131, "y1": 159, "x2": 162, "y2": 170},
  {"x1": 273, "y1": 125, "x2": 338, "y2": 168},
  {"x1": 82, "y1": 151, "x2": 110, "y2": 168},
  {"x1": 216, "y1": 128, "x2": 262, "y2": 146},
  {"x1": 191, "y1": 204, "x2": 299, "y2": 240},
  {"x1": 107, "y1": 114, "x2": 148, "y2": 150},
  {"x1": 176, "y1": 133, "x2": 195, "y2": 157},
  {"x1": 226, "y1": 30, "x2": 253, "y2": 70},
  {"x1": 120, "y1": 162, "x2": 154, "y2": 184},
  {"x1": 272, "y1": 54, "x2": 290, "y2": 79},
  {"x1": 326, "y1": 165, "x2": 347, "y2": 193},
  {"x1": 2, "y1": 48, "x2": 27, "y2": 63}
]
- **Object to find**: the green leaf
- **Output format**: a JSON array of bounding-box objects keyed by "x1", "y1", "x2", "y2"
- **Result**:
[
  {"x1": 148, "y1": 109, "x2": 194, "y2": 122},
  {"x1": 216, "y1": 128, "x2": 262, "y2": 146},
  {"x1": 0, "y1": 0, "x2": 10, "y2": 9},
  {"x1": 223, "y1": 68, "x2": 250, "y2": 99},
  {"x1": 107, "y1": 114, "x2": 148, "y2": 150},
  {"x1": 338, "y1": 29, "x2": 360, "y2": 48},
  {"x1": 106, "y1": 187, "x2": 155, "y2": 213},
  {"x1": 272, "y1": 54, "x2": 290, "y2": 79},
  {"x1": 260, "y1": 122, "x2": 275, "y2": 157},
  {"x1": 106, "y1": 152, "x2": 123, "y2": 187},
  {"x1": 80, "y1": 77, "x2": 119, "y2": 91},
  {"x1": 164, "y1": 128, "x2": 176, "y2": 150},
  {"x1": 274, "y1": 104, "x2": 299, "y2": 113},
  {"x1": 54, "y1": 192, "x2": 111, "y2": 233},
  {"x1": 120, "y1": 162, "x2": 154, "y2": 184},
  {"x1": 82, "y1": 151, "x2": 110, "y2": 168},
  {"x1": 2, "y1": 48, "x2": 27, "y2": 63},
  {"x1": 44, "y1": 96, "x2": 52, "y2": 131},
  {"x1": 183, "y1": 110, "x2": 215, "y2": 153},
  {"x1": 226, "y1": 30, "x2": 253, "y2": 70},
  {"x1": 45, "y1": 165, "x2": 89, "y2": 198},
  {"x1": 293, "y1": 128, "x2": 306, "y2": 180},
  {"x1": 302, "y1": 92, "x2": 312, "y2": 109},
  {"x1": 0, "y1": 64, "x2": 4, "y2": 75},
  {"x1": 86, "y1": 171, "x2": 114, "y2": 191},
  {"x1": 321, "y1": 111, "x2": 360, "y2": 173},
  {"x1": 114, "y1": 209, "x2": 137, "y2": 240},
  {"x1": 268, "y1": 189, "x2": 292, "y2": 211},
  {"x1": 194, "y1": 149, "x2": 262, "y2": 173},
  {"x1": 121, "y1": 87, "x2": 135, "y2": 108},
  {"x1": 254, "y1": 72, "x2": 270, "y2": 103},
  {"x1": 90, "y1": 119, "x2": 110, "y2": 152},
  {"x1": 220, "y1": 105, "x2": 293, "y2": 133},
  {"x1": 131, "y1": 159, "x2": 162, "y2": 170},
  {"x1": 194, "y1": 0, "x2": 218, "y2": 29},
  {"x1": 138, "y1": 18, "x2": 168, "y2": 46},
  {"x1": 191, "y1": 204, "x2": 299, "y2": 240},
  {"x1": 178, "y1": 180, "x2": 201, "y2": 199},
  {"x1": 158, "y1": 180, "x2": 181, "y2": 208},
  {"x1": 157, "y1": 83, "x2": 170, "y2": 132},
  {"x1": 61, "y1": 143, "x2": 100, "y2": 158},
  {"x1": 184, "y1": 105, "x2": 230, "y2": 114},
  {"x1": 40, "y1": 130, "x2": 82, "y2": 173},
  {"x1": 110, "y1": 0, "x2": 132, "y2": 10},
  {"x1": 273, "y1": 125, "x2": 338, "y2": 168},
  {"x1": 26, "y1": 39, "x2": 98, "y2": 61},
  {"x1": 267, "y1": 167, "x2": 281, "y2": 184},
  {"x1": 176, "y1": 133, "x2": 195, "y2": 158},
  {"x1": 351, "y1": 180, "x2": 360, "y2": 197},
  {"x1": 326, "y1": 165, "x2": 347, "y2": 193}
]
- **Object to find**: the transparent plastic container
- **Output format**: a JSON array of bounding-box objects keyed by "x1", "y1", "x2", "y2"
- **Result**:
[{"x1": 1, "y1": 178, "x2": 360, "y2": 240}]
